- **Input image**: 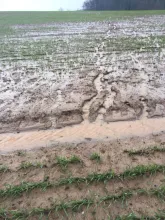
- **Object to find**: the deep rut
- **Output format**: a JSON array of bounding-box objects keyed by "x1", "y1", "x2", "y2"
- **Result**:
[{"x1": 82, "y1": 40, "x2": 108, "y2": 123}]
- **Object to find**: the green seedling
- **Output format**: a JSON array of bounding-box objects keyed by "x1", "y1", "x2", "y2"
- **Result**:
[
  {"x1": 17, "y1": 151, "x2": 26, "y2": 157},
  {"x1": 1, "y1": 188, "x2": 165, "y2": 219},
  {"x1": 0, "y1": 164, "x2": 164, "y2": 198},
  {"x1": 56, "y1": 155, "x2": 81, "y2": 169},
  {"x1": 90, "y1": 153, "x2": 101, "y2": 162},
  {"x1": 20, "y1": 162, "x2": 45, "y2": 169},
  {"x1": 0, "y1": 165, "x2": 9, "y2": 173}
]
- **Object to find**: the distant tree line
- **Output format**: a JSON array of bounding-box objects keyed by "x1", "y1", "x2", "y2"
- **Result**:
[{"x1": 83, "y1": 0, "x2": 165, "y2": 10}]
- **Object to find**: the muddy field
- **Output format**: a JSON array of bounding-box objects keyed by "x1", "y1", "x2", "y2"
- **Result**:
[
  {"x1": 0, "y1": 15, "x2": 165, "y2": 132},
  {"x1": 0, "y1": 12, "x2": 165, "y2": 219}
]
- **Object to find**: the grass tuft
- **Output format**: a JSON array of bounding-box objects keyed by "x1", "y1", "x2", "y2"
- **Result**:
[
  {"x1": 20, "y1": 162, "x2": 45, "y2": 169},
  {"x1": 120, "y1": 164, "x2": 165, "y2": 179},
  {"x1": 86, "y1": 171, "x2": 115, "y2": 183},
  {"x1": 0, "y1": 181, "x2": 52, "y2": 198},
  {"x1": 0, "y1": 165, "x2": 9, "y2": 173},
  {"x1": 55, "y1": 198, "x2": 94, "y2": 212},
  {"x1": 56, "y1": 155, "x2": 81, "y2": 169},
  {"x1": 155, "y1": 210, "x2": 165, "y2": 219},
  {"x1": 149, "y1": 185, "x2": 165, "y2": 200},
  {"x1": 10, "y1": 209, "x2": 29, "y2": 220},
  {"x1": 100, "y1": 190, "x2": 133, "y2": 204},
  {"x1": 0, "y1": 209, "x2": 8, "y2": 219},
  {"x1": 90, "y1": 153, "x2": 101, "y2": 162},
  {"x1": 17, "y1": 150, "x2": 26, "y2": 157},
  {"x1": 115, "y1": 213, "x2": 140, "y2": 220}
]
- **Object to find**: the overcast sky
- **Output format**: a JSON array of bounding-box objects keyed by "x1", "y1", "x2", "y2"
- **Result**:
[{"x1": 1, "y1": 0, "x2": 84, "y2": 11}]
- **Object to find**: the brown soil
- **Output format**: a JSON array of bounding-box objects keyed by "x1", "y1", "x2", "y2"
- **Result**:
[{"x1": 0, "y1": 130, "x2": 165, "y2": 219}]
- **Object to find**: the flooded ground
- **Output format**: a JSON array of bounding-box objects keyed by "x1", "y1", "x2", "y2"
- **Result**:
[
  {"x1": 0, "y1": 15, "x2": 165, "y2": 133},
  {"x1": 0, "y1": 117, "x2": 165, "y2": 153}
]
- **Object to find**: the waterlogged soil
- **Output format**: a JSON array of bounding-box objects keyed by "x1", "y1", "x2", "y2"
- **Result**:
[
  {"x1": 0, "y1": 14, "x2": 165, "y2": 219},
  {"x1": 0, "y1": 132, "x2": 165, "y2": 219},
  {"x1": 0, "y1": 15, "x2": 165, "y2": 133},
  {"x1": 0, "y1": 117, "x2": 165, "y2": 153}
]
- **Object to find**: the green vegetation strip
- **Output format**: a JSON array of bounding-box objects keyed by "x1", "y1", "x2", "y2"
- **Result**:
[
  {"x1": 90, "y1": 153, "x2": 101, "y2": 162},
  {"x1": 124, "y1": 146, "x2": 165, "y2": 156},
  {"x1": 1, "y1": 11, "x2": 165, "y2": 26},
  {"x1": 0, "y1": 164, "x2": 165, "y2": 198},
  {"x1": 0, "y1": 186, "x2": 165, "y2": 219},
  {"x1": 20, "y1": 162, "x2": 45, "y2": 169}
]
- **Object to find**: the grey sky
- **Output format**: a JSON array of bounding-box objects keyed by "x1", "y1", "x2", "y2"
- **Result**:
[{"x1": 1, "y1": 0, "x2": 84, "y2": 11}]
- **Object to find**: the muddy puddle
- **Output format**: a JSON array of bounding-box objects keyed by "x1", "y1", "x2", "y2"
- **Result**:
[{"x1": 0, "y1": 117, "x2": 165, "y2": 153}]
